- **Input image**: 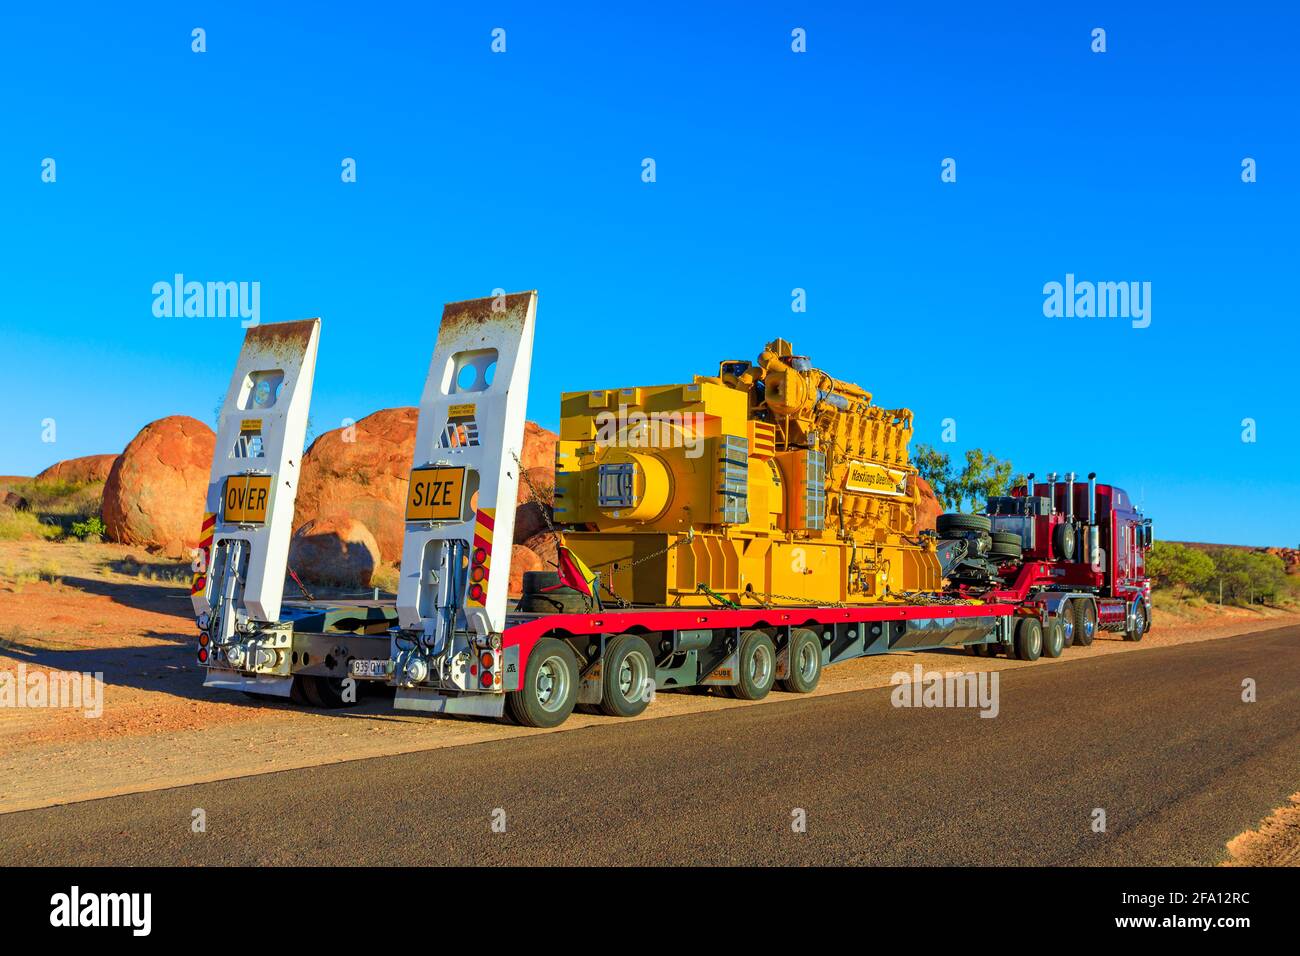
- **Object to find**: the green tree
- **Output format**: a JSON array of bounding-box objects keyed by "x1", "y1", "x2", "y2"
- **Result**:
[
  {"x1": 1147, "y1": 541, "x2": 1215, "y2": 591},
  {"x1": 954, "y1": 449, "x2": 1014, "y2": 512},
  {"x1": 912, "y1": 444, "x2": 959, "y2": 510}
]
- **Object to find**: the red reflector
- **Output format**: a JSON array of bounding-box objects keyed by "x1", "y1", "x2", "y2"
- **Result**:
[
  {"x1": 198, "y1": 648, "x2": 209, "y2": 663},
  {"x1": 470, "y1": 664, "x2": 478, "y2": 677},
  {"x1": 473, "y1": 548, "x2": 487, "y2": 564}
]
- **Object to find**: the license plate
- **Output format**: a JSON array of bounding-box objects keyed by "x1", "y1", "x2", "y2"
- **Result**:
[
  {"x1": 350, "y1": 659, "x2": 392, "y2": 679},
  {"x1": 406, "y1": 466, "x2": 465, "y2": 521},
  {"x1": 222, "y1": 474, "x2": 272, "y2": 524}
]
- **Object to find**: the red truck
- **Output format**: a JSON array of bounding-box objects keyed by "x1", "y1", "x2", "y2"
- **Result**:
[{"x1": 936, "y1": 471, "x2": 1153, "y2": 651}]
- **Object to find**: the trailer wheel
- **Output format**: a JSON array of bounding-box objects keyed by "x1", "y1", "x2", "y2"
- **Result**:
[
  {"x1": 290, "y1": 675, "x2": 313, "y2": 706},
  {"x1": 301, "y1": 675, "x2": 355, "y2": 708},
  {"x1": 1124, "y1": 604, "x2": 1146, "y2": 643},
  {"x1": 1070, "y1": 599, "x2": 1097, "y2": 647},
  {"x1": 778, "y1": 628, "x2": 822, "y2": 694},
  {"x1": 1014, "y1": 617, "x2": 1042, "y2": 661},
  {"x1": 599, "y1": 634, "x2": 656, "y2": 717},
  {"x1": 1042, "y1": 617, "x2": 1065, "y2": 658},
  {"x1": 507, "y1": 638, "x2": 578, "y2": 728},
  {"x1": 732, "y1": 630, "x2": 776, "y2": 700}
]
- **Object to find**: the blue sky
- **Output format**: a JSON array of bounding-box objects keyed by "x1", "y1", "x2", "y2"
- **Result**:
[{"x1": 1, "y1": 2, "x2": 1296, "y2": 546}]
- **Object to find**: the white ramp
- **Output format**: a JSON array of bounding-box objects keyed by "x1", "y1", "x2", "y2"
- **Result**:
[
  {"x1": 392, "y1": 292, "x2": 535, "y2": 710},
  {"x1": 192, "y1": 319, "x2": 320, "y2": 636}
]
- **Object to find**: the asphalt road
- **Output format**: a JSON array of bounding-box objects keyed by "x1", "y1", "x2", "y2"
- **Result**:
[{"x1": 2, "y1": 626, "x2": 1297, "y2": 865}]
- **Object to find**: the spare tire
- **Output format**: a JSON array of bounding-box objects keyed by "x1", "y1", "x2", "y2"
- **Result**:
[
  {"x1": 936, "y1": 513, "x2": 992, "y2": 537},
  {"x1": 518, "y1": 570, "x2": 591, "y2": 614},
  {"x1": 1052, "y1": 523, "x2": 1077, "y2": 561}
]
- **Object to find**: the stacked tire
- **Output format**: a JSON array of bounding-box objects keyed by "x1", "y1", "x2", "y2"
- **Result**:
[
  {"x1": 936, "y1": 513, "x2": 991, "y2": 537},
  {"x1": 989, "y1": 531, "x2": 1022, "y2": 563}
]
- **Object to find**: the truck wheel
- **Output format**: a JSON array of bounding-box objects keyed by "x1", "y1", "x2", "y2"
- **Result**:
[
  {"x1": 1014, "y1": 617, "x2": 1042, "y2": 661},
  {"x1": 507, "y1": 638, "x2": 578, "y2": 728},
  {"x1": 599, "y1": 634, "x2": 656, "y2": 717},
  {"x1": 1060, "y1": 613, "x2": 1075, "y2": 647},
  {"x1": 732, "y1": 630, "x2": 776, "y2": 700},
  {"x1": 1124, "y1": 604, "x2": 1146, "y2": 643},
  {"x1": 778, "y1": 628, "x2": 822, "y2": 693},
  {"x1": 1070, "y1": 599, "x2": 1097, "y2": 647},
  {"x1": 1042, "y1": 617, "x2": 1065, "y2": 658}
]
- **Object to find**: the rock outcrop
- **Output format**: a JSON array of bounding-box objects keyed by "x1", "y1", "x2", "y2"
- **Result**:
[
  {"x1": 288, "y1": 514, "x2": 381, "y2": 588},
  {"x1": 36, "y1": 454, "x2": 120, "y2": 484},
  {"x1": 102, "y1": 416, "x2": 215, "y2": 556}
]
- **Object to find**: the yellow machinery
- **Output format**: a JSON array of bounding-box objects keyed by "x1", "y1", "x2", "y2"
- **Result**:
[{"x1": 554, "y1": 338, "x2": 943, "y2": 607}]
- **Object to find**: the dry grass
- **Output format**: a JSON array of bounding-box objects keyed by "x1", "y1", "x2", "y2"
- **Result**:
[
  {"x1": 0, "y1": 509, "x2": 61, "y2": 542},
  {"x1": 370, "y1": 562, "x2": 400, "y2": 595}
]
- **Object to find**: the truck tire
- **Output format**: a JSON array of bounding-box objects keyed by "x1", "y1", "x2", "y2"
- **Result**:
[
  {"x1": 1124, "y1": 603, "x2": 1146, "y2": 643},
  {"x1": 1014, "y1": 617, "x2": 1043, "y2": 661},
  {"x1": 1042, "y1": 617, "x2": 1065, "y2": 658},
  {"x1": 778, "y1": 628, "x2": 822, "y2": 694},
  {"x1": 1052, "y1": 523, "x2": 1077, "y2": 561},
  {"x1": 507, "y1": 637, "x2": 578, "y2": 728},
  {"x1": 599, "y1": 634, "x2": 656, "y2": 717},
  {"x1": 937, "y1": 513, "x2": 992, "y2": 537},
  {"x1": 1070, "y1": 599, "x2": 1097, "y2": 647},
  {"x1": 732, "y1": 630, "x2": 776, "y2": 700}
]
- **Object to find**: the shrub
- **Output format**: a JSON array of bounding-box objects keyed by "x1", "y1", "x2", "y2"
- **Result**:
[{"x1": 70, "y1": 515, "x2": 107, "y2": 539}]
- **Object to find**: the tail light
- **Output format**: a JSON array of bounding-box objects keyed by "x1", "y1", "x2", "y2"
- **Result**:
[
  {"x1": 479, "y1": 670, "x2": 494, "y2": 688},
  {"x1": 469, "y1": 544, "x2": 489, "y2": 602},
  {"x1": 197, "y1": 647, "x2": 209, "y2": 663}
]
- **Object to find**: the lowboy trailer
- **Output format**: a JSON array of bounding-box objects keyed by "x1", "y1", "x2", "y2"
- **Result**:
[{"x1": 192, "y1": 292, "x2": 1152, "y2": 729}]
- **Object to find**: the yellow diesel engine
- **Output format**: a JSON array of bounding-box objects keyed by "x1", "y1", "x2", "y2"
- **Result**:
[{"x1": 553, "y1": 338, "x2": 943, "y2": 607}]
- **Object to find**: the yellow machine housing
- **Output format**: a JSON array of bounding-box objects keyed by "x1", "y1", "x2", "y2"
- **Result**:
[{"x1": 554, "y1": 339, "x2": 943, "y2": 607}]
